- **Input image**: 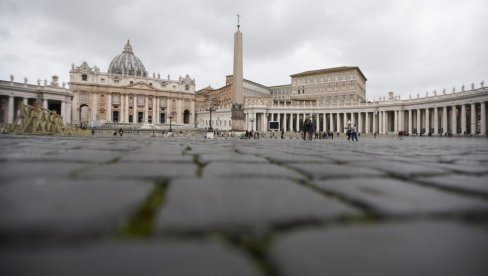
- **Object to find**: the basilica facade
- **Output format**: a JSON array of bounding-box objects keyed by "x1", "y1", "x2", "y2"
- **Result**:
[{"x1": 69, "y1": 41, "x2": 196, "y2": 127}]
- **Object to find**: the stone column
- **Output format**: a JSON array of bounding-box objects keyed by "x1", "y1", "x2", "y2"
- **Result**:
[
  {"x1": 43, "y1": 98, "x2": 48, "y2": 110},
  {"x1": 425, "y1": 108, "x2": 430, "y2": 134},
  {"x1": 351, "y1": 112, "x2": 355, "y2": 126},
  {"x1": 263, "y1": 112, "x2": 268, "y2": 132},
  {"x1": 144, "y1": 96, "x2": 148, "y2": 123},
  {"x1": 7, "y1": 96, "x2": 14, "y2": 124},
  {"x1": 335, "y1": 113, "x2": 340, "y2": 133},
  {"x1": 378, "y1": 111, "x2": 382, "y2": 134},
  {"x1": 358, "y1": 112, "x2": 363, "y2": 133},
  {"x1": 107, "y1": 93, "x2": 112, "y2": 122},
  {"x1": 245, "y1": 113, "x2": 249, "y2": 130},
  {"x1": 365, "y1": 112, "x2": 370, "y2": 134},
  {"x1": 471, "y1": 103, "x2": 476, "y2": 135},
  {"x1": 433, "y1": 107, "x2": 439, "y2": 135},
  {"x1": 329, "y1": 113, "x2": 334, "y2": 132},
  {"x1": 451, "y1": 105, "x2": 457, "y2": 135},
  {"x1": 22, "y1": 97, "x2": 28, "y2": 106},
  {"x1": 461, "y1": 104, "x2": 466, "y2": 134},
  {"x1": 252, "y1": 113, "x2": 257, "y2": 131},
  {"x1": 416, "y1": 109, "x2": 421, "y2": 134},
  {"x1": 283, "y1": 113, "x2": 287, "y2": 132},
  {"x1": 383, "y1": 111, "x2": 388, "y2": 134},
  {"x1": 289, "y1": 113, "x2": 293, "y2": 132},
  {"x1": 408, "y1": 109, "x2": 412, "y2": 134},
  {"x1": 66, "y1": 102, "x2": 72, "y2": 124},
  {"x1": 125, "y1": 94, "x2": 130, "y2": 123},
  {"x1": 315, "y1": 113, "x2": 319, "y2": 132},
  {"x1": 153, "y1": 97, "x2": 157, "y2": 124},
  {"x1": 61, "y1": 101, "x2": 66, "y2": 124},
  {"x1": 480, "y1": 102, "x2": 486, "y2": 135},
  {"x1": 442, "y1": 106, "x2": 447, "y2": 135},
  {"x1": 373, "y1": 112, "x2": 377, "y2": 134},
  {"x1": 133, "y1": 95, "x2": 137, "y2": 123},
  {"x1": 394, "y1": 110, "x2": 398, "y2": 133},
  {"x1": 92, "y1": 93, "x2": 97, "y2": 122}
]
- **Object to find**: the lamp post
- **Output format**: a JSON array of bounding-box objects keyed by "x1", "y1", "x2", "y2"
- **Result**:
[
  {"x1": 168, "y1": 111, "x2": 176, "y2": 132},
  {"x1": 206, "y1": 97, "x2": 217, "y2": 132}
]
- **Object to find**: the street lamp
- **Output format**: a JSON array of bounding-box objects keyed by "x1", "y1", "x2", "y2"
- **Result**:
[
  {"x1": 206, "y1": 97, "x2": 217, "y2": 132},
  {"x1": 168, "y1": 111, "x2": 176, "y2": 132}
]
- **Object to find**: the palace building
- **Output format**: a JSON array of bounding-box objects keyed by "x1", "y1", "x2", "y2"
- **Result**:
[{"x1": 69, "y1": 40, "x2": 196, "y2": 127}]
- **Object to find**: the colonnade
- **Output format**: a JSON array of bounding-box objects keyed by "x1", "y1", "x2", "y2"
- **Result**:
[
  {"x1": 245, "y1": 100, "x2": 487, "y2": 135},
  {"x1": 1, "y1": 95, "x2": 70, "y2": 125}
]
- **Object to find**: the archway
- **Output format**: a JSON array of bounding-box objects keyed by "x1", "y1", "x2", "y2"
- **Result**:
[
  {"x1": 183, "y1": 110, "x2": 190, "y2": 124},
  {"x1": 80, "y1": 104, "x2": 89, "y2": 123}
]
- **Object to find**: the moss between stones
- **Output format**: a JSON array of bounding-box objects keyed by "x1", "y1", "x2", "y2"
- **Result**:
[{"x1": 118, "y1": 180, "x2": 168, "y2": 239}]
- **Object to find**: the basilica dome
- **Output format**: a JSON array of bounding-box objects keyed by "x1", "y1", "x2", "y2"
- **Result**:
[{"x1": 108, "y1": 40, "x2": 147, "y2": 77}]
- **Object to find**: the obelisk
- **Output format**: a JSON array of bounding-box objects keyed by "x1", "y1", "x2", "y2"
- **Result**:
[{"x1": 231, "y1": 14, "x2": 245, "y2": 131}]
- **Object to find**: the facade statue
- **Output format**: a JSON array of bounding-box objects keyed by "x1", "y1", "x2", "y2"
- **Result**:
[
  {"x1": 10, "y1": 75, "x2": 14, "y2": 82},
  {"x1": 442, "y1": 89, "x2": 446, "y2": 95},
  {"x1": 481, "y1": 80, "x2": 485, "y2": 88},
  {"x1": 471, "y1": 83, "x2": 474, "y2": 90},
  {"x1": 462, "y1": 84, "x2": 465, "y2": 91}
]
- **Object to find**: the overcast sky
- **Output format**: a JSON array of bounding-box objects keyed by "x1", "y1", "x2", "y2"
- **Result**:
[{"x1": 1, "y1": 0, "x2": 487, "y2": 99}]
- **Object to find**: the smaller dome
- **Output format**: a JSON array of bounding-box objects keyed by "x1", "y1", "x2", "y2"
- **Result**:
[{"x1": 108, "y1": 40, "x2": 147, "y2": 77}]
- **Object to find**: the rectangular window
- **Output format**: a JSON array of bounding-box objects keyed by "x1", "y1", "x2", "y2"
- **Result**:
[
  {"x1": 114, "y1": 79, "x2": 119, "y2": 84},
  {"x1": 130, "y1": 81, "x2": 133, "y2": 85},
  {"x1": 82, "y1": 74, "x2": 87, "y2": 81},
  {"x1": 185, "y1": 85, "x2": 189, "y2": 91}
]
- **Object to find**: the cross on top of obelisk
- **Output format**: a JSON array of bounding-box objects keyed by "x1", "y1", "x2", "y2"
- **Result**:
[{"x1": 236, "y1": 13, "x2": 241, "y2": 30}]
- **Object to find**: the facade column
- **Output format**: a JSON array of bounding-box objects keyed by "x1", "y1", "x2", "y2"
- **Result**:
[
  {"x1": 416, "y1": 109, "x2": 421, "y2": 134},
  {"x1": 480, "y1": 102, "x2": 486, "y2": 135},
  {"x1": 471, "y1": 103, "x2": 476, "y2": 135},
  {"x1": 408, "y1": 109, "x2": 412, "y2": 134},
  {"x1": 434, "y1": 107, "x2": 439, "y2": 135},
  {"x1": 358, "y1": 112, "x2": 363, "y2": 133},
  {"x1": 43, "y1": 98, "x2": 48, "y2": 109},
  {"x1": 394, "y1": 110, "x2": 398, "y2": 133},
  {"x1": 252, "y1": 113, "x2": 257, "y2": 131},
  {"x1": 461, "y1": 104, "x2": 466, "y2": 134},
  {"x1": 263, "y1": 112, "x2": 268, "y2": 132},
  {"x1": 7, "y1": 96, "x2": 14, "y2": 124},
  {"x1": 283, "y1": 113, "x2": 287, "y2": 131},
  {"x1": 451, "y1": 105, "x2": 457, "y2": 135},
  {"x1": 126, "y1": 96, "x2": 130, "y2": 123},
  {"x1": 107, "y1": 93, "x2": 112, "y2": 122},
  {"x1": 329, "y1": 113, "x2": 334, "y2": 132},
  {"x1": 315, "y1": 113, "x2": 319, "y2": 132},
  {"x1": 91, "y1": 93, "x2": 97, "y2": 122},
  {"x1": 373, "y1": 112, "x2": 377, "y2": 134},
  {"x1": 425, "y1": 108, "x2": 430, "y2": 134},
  {"x1": 442, "y1": 106, "x2": 448, "y2": 135},
  {"x1": 61, "y1": 101, "x2": 66, "y2": 124},
  {"x1": 153, "y1": 97, "x2": 157, "y2": 124},
  {"x1": 288, "y1": 113, "x2": 292, "y2": 132},
  {"x1": 378, "y1": 111, "x2": 382, "y2": 134},
  {"x1": 144, "y1": 96, "x2": 149, "y2": 123},
  {"x1": 322, "y1": 113, "x2": 326, "y2": 132},
  {"x1": 383, "y1": 111, "x2": 387, "y2": 134},
  {"x1": 66, "y1": 102, "x2": 72, "y2": 124},
  {"x1": 365, "y1": 112, "x2": 370, "y2": 134},
  {"x1": 336, "y1": 113, "x2": 340, "y2": 133},
  {"x1": 133, "y1": 95, "x2": 138, "y2": 123}
]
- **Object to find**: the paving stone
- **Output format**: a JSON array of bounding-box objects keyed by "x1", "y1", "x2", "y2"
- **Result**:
[
  {"x1": 203, "y1": 162, "x2": 302, "y2": 179},
  {"x1": 0, "y1": 240, "x2": 257, "y2": 276},
  {"x1": 313, "y1": 177, "x2": 488, "y2": 216},
  {"x1": 119, "y1": 153, "x2": 193, "y2": 163},
  {"x1": 0, "y1": 179, "x2": 153, "y2": 240},
  {"x1": 156, "y1": 178, "x2": 359, "y2": 233},
  {"x1": 0, "y1": 162, "x2": 88, "y2": 183},
  {"x1": 287, "y1": 163, "x2": 385, "y2": 179},
  {"x1": 78, "y1": 162, "x2": 197, "y2": 180},
  {"x1": 420, "y1": 174, "x2": 488, "y2": 196},
  {"x1": 198, "y1": 153, "x2": 269, "y2": 164},
  {"x1": 357, "y1": 160, "x2": 450, "y2": 177},
  {"x1": 269, "y1": 221, "x2": 488, "y2": 276}
]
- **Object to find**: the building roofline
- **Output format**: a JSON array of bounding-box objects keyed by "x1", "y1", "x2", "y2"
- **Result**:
[{"x1": 290, "y1": 66, "x2": 367, "y2": 81}]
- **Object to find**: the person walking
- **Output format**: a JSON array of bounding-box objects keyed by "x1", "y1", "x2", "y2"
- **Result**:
[
  {"x1": 302, "y1": 115, "x2": 314, "y2": 141},
  {"x1": 351, "y1": 124, "x2": 358, "y2": 141}
]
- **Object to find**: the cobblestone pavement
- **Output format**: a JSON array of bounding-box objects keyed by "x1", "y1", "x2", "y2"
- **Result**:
[{"x1": 1, "y1": 135, "x2": 487, "y2": 276}]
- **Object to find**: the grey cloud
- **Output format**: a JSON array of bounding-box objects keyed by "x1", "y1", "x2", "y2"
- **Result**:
[{"x1": 1, "y1": 0, "x2": 487, "y2": 99}]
